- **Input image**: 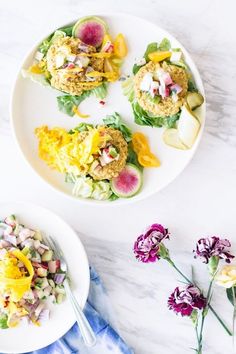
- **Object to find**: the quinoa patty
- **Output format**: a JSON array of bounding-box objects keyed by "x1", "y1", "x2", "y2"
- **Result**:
[
  {"x1": 134, "y1": 61, "x2": 188, "y2": 117},
  {"x1": 89, "y1": 127, "x2": 128, "y2": 181}
]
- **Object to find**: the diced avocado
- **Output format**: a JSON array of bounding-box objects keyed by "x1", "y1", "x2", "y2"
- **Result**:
[
  {"x1": 48, "y1": 279, "x2": 55, "y2": 288},
  {"x1": 56, "y1": 293, "x2": 65, "y2": 304},
  {"x1": 35, "y1": 289, "x2": 45, "y2": 299},
  {"x1": 34, "y1": 231, "x2": 43, "y2": 241},
  {"x1": 21, "y1": 246, "x2": 30, "y2": 256},
  {"x1": 55, "y1": 285, "x2": 66, "y2": 295},
  {"x1": 37, "y1": 268, "x2": 48, "y2": 278},
  {"x1": 186, "y1": 92, "x2": 204, "y2": 110},
  {"x1": 42, "y1": 250, "x2": 53, "y2": 262}
]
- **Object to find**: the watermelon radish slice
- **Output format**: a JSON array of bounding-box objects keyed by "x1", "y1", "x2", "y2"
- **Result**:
[
  {"x1": 111, "y1": 164, "x2": 143, "y2": 198},
  {"x1": 72, "y1": 16, "x2": 108, "y2": 48}
]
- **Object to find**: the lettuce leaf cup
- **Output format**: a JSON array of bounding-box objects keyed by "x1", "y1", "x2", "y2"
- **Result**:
[
  {"x1": 22, "y1": 16, "x2": 127, "y2": 117},
  {"x1": 122, "y1": 38, "x2": 204, "y2": 150},
  {"x1": 35, "y1": 113, "x2": 160, "y2": 201}
]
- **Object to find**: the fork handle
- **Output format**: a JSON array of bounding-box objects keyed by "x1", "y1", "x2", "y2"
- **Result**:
[{"x1": 64, "y1": 279, "x2": 97, "y2": 347}]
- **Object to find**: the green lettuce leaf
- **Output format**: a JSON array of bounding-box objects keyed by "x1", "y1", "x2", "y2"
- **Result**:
[
  {"x1": 57, "y1": 91, "x2": 92, "y2": 116},
  {"x1": 57, "y1": 83, "x2": 108, "y2": 117},
  {"x1": 159, "y1": 38, "x2": 171, "y2": 51},
  {"x1": 127, "y1": 144, "x2": 143, "y2": 171},
  {"x1": 132, "y1": 102, "x2": 180, "y2": 128},
  {"x1": 91, "y1": 82, "x2": 108, "y2": 99},
  {"x1": 0, "y1": 314, "x2": 8, "y2": 329},
  {"x1": 58, "y1": 25, "x2": 73, "y2": 36},
  {"x1": 21, "y1": 69, "x2": 50, "y2": 87},
  {"x1": 69, "y1": 123, "x2": 93, "y2": 134},
  {"x1": 122, "y1": 77, "x2": 135, "y2": 103}
]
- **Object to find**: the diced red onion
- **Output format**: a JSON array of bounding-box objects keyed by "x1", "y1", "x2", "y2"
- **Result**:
[
  {"x1": 54, "y1": 273, "x2": 66, "y2": 285},
  {"x1": 170, "y1": 83, "x2": 182, "y2": 94},
  {"x1": 0, "y1": 240, "x2": 11, "y2": 249},
  {"x1": 38, "y1": 309, "x2": 50, "y2": 323}
]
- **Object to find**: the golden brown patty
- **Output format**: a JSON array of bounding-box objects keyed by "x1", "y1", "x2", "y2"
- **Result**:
[
  {"x1": 89, "y1": 127, "x2": 128, "y2": 181},
  {"x1": 134, "y1": 61, "x2": 188, "y2": 117},
  {"x1": 46, "y1": 37, "x2": 104, "y2": 95}
]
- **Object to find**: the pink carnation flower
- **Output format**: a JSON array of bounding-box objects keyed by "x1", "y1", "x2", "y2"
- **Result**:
[
  {"x1": 134, "y1": 224, "x2": 169, "y2": 263},
  {"x1": 168, "y1": 285, "x2": 206, "y2": 317}
]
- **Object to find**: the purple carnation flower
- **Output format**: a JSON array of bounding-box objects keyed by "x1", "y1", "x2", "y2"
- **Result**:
[
  {"x1": 168, "y1": 285, "x2": 206, "y2": 317},
  {"x1": 134, "y1": 224, "x2": 169, "y2": 263},
  {"x1": 193, "y1": 236, "x2": 234, "y2": 264}
]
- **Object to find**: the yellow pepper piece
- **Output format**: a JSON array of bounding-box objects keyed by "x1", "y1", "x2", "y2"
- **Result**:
[
  {"x1": 148, "y1": 51, "x2": 171, "y2": 62},
  {"x1": 72, "y1": 106, "x2": 90, "y2": 118},
  {"x1": 113, "y1": 34, "x2": 128, "y2": 58},
  {"x1": 138, "y1": 152, "x2": 161, "y2": 167},
  {"x1": 132, "y1": 132, "x2": 161, "y2": 168},
  {"x1": 89, "y1": 52, "x2": 112, "y2": 58},
  {"x1": 102, "y1": 34, "x2": 113, "y2": 48},
  {"x1": 104, "y1": 58, "x2": 115, "y2": 72},
  {"x1": 0, "y1": 250, "x2": 34, "y2": 302},
  {"x1": 86, "y1": 70, "x2": 119, "y2": 82}
]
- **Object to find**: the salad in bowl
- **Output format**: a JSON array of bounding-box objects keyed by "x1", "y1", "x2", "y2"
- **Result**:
[
  {"x1": 35, "y1": 113, "x2": 160, "y2": 201},
  {"x1": 122, "y1": 38, "x2": 204, "y2": 150},
  {"x1": 0, "y1": 215, "x2": 66, "y2": 329},
  {"x1": 22, "y1": 16, "x2": 127, "y2": 117}
]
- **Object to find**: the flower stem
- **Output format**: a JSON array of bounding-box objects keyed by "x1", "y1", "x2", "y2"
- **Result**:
[
  {"x1": 198, "y1": 275, "x2": 215, "y2": 352},
  {"x1": 165, "y1": 258, "x2": 232, "y2": 336}
]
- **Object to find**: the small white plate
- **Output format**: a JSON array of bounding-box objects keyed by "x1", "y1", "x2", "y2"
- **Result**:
[
  {"x1": 10, "y1": 12, "x2": 205, "y2": 205},
  {"x1": 0, "y1": 202, "x2": 90, "y2": 353}
]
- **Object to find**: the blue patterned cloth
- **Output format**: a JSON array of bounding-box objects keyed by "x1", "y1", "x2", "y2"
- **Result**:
[{"x1": 25, "y1": 267, "x2": 134, "y2": 354}]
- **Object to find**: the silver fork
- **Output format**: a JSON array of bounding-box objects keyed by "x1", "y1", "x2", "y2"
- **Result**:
[{"x1": 45, "y1": 235, "x2": 96, "y2": 347}]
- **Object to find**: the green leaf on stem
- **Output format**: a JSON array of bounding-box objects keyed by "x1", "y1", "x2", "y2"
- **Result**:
[
  {"x1": 158, "y1": 243, "x2": 170, "y2": 259},
  {"x1": 208, "y1": 256, "x2": 219, "y2": 276},
  {"x1": 226, "y1": 286, "x2": 236, "y2": 306},
  {"x1": 190, "y1": 309, "x2": 198, "y2": 325}
]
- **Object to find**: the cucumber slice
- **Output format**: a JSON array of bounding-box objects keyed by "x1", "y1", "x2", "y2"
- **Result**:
[
  {"x1": 186, "y1": 92, "x2": 204, "y2": 110},
  {"x1": 177, "y1": 104, "x2": 201, "y2": 148},
  {"x1": 111, "y1": 164, "x2": 143, "y2": 198},
  {"x1": 163, "y1": 129, "x2": 188, "y2": 150},
  {"x1": 72, "y1": 16, "x2": 108, "y2": 48}
]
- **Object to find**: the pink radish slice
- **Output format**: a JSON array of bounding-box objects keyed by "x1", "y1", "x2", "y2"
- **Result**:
[
  {"x1": 78, "y1": 22, "x2": 105, "y2": 47},
  {"x1": 72, "y1": 17, "x2": 108, "y2": 48}
]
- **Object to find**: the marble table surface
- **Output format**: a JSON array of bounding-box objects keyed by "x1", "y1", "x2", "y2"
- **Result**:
[{"x1": 0, "y1": 0, "x2": 236, "y2": 353}]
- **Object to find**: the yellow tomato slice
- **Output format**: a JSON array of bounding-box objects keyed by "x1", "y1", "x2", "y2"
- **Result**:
[
  {"x1": 138, "y1": 152, "x2": 161, "y2": 167},
  {"x1": 113, "y1": 34, "x2": 128, "y2": 58},
  {"x1": 148, "y1": 51, "x2": 171, "y2": 62}
]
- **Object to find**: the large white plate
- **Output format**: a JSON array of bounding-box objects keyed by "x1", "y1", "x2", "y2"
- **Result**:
[
  {"x1": 0, "y1": 202, "x2": 90, "y2": 353},
  {"x1": 10, "y1": 13, "x2": 206, "y2": 205}
]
